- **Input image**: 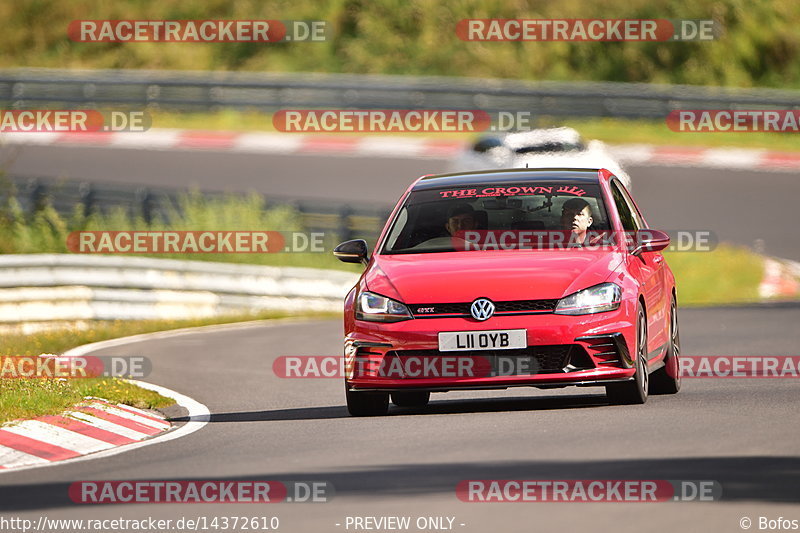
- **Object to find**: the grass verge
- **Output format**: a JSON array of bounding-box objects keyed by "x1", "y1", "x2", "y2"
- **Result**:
[
  {"x1": 665, "y1": 244, "x2": 765, "y2": 306},
  {"x1": 0, "y1": 310, "x2": 334, "y2": 425},
  {"x1": 0, "y1": 378, "x2": 175, "y2": 425}
]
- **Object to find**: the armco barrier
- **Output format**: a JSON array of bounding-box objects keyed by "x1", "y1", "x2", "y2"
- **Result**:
[
  {"x1": 0, "y1": 254, "x2": 359, "y2": 322},
  {"x1": 1, "y1": 68, "x2": 798, "y2": 118}
]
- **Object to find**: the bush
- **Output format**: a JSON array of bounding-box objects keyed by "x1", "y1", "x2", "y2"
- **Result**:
[
  {"x1": 0, "y1": 0, "x2": 797, "y2": 88},
  {"x1": 0, "y1": 188, "x2": 354, "y2": 270}
]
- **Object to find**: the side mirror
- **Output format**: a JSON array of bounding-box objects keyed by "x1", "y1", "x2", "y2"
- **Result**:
[
  {"x1": 333, "y1": 239, "x2": 369, "y2": 265},
  {"x1": 631, "y1": 230, "x2": 670, "y2": 255}
]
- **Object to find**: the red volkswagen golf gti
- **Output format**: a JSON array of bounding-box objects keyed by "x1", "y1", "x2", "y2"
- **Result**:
[{"x1": 334, "y1": 168, "x2": 681, "y2": 416}]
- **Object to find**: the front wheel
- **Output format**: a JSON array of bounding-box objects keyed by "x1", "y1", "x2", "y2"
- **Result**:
[
  {"x1": 346, "y1": 388, "x2": 389, "y2": 416},
  {"x1": 649, "y1": 297, "x2": 681, "y2": 395},
  {"x1": 606, "y1": 306, "x2": 649, "y2": 405}
]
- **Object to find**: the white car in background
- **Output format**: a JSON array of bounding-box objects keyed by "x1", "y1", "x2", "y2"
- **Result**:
[{"x1": 450, "y1": 127, "x2": 632, "y2": 188}]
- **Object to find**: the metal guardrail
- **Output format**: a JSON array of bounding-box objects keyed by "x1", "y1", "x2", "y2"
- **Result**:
[
  {"x1": 1, "y1": 68, "x2": 798, "y2": 118},
  {"x1": 0, "y1": 254, "x2": 359, "y2": 322}
]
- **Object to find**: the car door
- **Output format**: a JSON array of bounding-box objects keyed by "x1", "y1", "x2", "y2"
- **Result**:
[{"x1": 610, "y1": 180, "x2": 668, "y2": 357}]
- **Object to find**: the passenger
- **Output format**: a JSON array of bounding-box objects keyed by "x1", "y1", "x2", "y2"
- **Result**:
[{"x1": 560, "y1": 197, "x2": 594, "y2": 246}]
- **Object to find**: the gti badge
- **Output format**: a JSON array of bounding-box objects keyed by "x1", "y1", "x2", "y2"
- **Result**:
[{"x1": 470, "y1": 298, "x2": 495, "y2": 321}]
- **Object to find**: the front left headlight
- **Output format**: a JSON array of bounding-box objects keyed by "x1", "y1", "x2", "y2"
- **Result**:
[
  {"x1": 355, "y1": 291, "x2": 413, "y2": 322},
  {"x1": 554, "y1": 283, "x2": 622, "y2": 315}
]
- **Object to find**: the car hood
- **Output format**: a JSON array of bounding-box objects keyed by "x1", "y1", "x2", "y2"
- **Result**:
[{"x1": 365, "y1": 250, "x2": 624, "y2": 304}]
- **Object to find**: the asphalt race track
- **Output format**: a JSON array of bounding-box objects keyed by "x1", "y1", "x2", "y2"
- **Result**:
[
  {"x1": 0, "y1": 144, "x2": 798, "y2": 532},
  {"x1": 1, "y1": 309, "x2": 799, "y2": 532}
]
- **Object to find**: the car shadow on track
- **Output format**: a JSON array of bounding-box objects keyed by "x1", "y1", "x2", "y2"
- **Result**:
[
  {"x1": 173, "y1": 393, "x2": 611, "y2": 423},
  {"x1": 2, "y1": 456, "x2": 799, "y2": 511}
]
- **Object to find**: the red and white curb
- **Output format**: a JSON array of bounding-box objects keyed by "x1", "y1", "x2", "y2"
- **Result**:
[
  {"x1": 0, "y1": 130, "x2": 464, "y2": 159},
  {"x1": 2, "y1": 129, "x2": 799, "y2": 171},
  {"x1": 0, "y1": 380, "x2": 210, "y2": 474},
  {"x1": 606, "y1": 144, "x2": 800, "y2": 172},
  {"x1": 759, "y1": 257, "x2": 800, "y2": 299},
  {"x1": 0, "y1": 319, "x2": 309, "y2": 473},
  {"x1": 0, "y1": 398, "x2": 169, "y2": 470}
]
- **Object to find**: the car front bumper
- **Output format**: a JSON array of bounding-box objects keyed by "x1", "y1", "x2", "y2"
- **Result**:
[{"x1": 345, "y1": 298, "x2": 639, "y2": 392}]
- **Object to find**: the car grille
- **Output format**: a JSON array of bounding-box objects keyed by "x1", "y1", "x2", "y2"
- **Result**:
[
  {"x1": 409, "y1": 299, "x2": 557, "y2": 318},
  {"x1": 383, "y1": 345, "x2": 587, "y2": 377}
]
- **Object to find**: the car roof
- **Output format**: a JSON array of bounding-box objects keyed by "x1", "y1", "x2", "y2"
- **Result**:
[
  {"x1": 413, "y1": 168, "x2": 604, "y2": 191},
  {"x1": 501, "y1": 127, "x2": 583, "y2": 150}
]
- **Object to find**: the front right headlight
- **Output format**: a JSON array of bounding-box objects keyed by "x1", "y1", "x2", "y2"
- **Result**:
[
  {"x1": 355, "y1": 291, "x2": 413, "y2": 322},
  {"x1": 554, "y1": 283, "x2": 622, "y2": 315}
]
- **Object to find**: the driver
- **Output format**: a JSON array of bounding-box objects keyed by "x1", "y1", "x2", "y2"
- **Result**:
[
  {"x1": 445, "y1": 203, "x2": 478, "y2": 236},
  {"x1": 560, "y1": 197, "x2": 594, "y2": 246}
]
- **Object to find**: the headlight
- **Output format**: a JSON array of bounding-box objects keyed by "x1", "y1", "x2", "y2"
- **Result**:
[
  {"x1": 554, "y1": 283, "x2": 622, "y2": 315},
  {"x1": 356, "y1": 291, "x2": 413, "y2": 322}
]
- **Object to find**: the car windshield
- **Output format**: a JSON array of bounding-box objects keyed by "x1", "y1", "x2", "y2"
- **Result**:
[{"x1": 383, "y1": 181, "x2": 612, "y2": 254}]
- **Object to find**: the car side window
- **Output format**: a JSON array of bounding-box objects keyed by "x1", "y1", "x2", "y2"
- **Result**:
[
  {"x1": 610, "y1": 181, "x2": 639, "y2": 232},
  {"x1": 384, "y1": 207, "x2": 408, "y2": 249},
  {"x1": 616, "y1": 181, "x2": 647, "y2": 230}
]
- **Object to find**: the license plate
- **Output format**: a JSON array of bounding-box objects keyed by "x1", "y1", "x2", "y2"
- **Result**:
[{"x1": 438, "y1": 329, "x2": 526, "y2": 352}]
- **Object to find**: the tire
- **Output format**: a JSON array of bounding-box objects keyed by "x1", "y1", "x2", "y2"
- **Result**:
[
  {"x1": 391, "y1": 391, "x2": 430, "y2": 408},
  {"x1": 606, "y1": 305, "x2": 649, "y2": 405},
  {"x1": 346, "y1": 388, "x2": 389, "y2": 416},
  {"x1": 649, "y1": 297, "x2": 682, "y2": 395}
]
